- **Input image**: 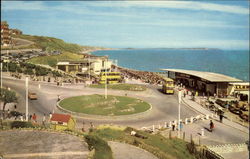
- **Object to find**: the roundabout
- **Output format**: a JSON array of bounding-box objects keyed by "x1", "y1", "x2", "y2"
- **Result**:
[{"x1": 59, "y1": 94, "x2": 151, "y2": 116}]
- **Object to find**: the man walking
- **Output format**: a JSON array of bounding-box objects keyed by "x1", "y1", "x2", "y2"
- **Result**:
[
  {"x1": 210, "y1": 120, "x2": 214, "y2": 132},
  {"x1": 219, "y1": 113, "x2": 224, "y2": 123}
]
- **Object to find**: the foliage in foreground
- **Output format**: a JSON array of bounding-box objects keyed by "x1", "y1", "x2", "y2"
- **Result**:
[
  {"x1": 92, "y1": 127, "x2": 196, "y2": 159},
  {"x1": 0, "y1": 88, "x2": 18, "y2": 111},
  {"x1": 10, "y1": 121, "x2": 35, "y2": 129},
  {"x1": 85, "y1": 134, "x2": 113, "y2": 159}
]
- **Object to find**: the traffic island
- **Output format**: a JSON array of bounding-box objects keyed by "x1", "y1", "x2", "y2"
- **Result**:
[
  {"x1": 58, "y1": 94, "x2": 151, "y2": 116},
  {"x1": 89, "y1": 84, "x2": 147, "y2": 91}
]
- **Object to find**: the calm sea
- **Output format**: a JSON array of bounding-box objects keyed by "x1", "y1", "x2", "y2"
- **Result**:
[{"x1": 92, "y1": 49, "x2": 249, "y2": 81}]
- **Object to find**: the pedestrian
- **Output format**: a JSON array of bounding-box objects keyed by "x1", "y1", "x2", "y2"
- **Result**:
[
  {"x1": 32, "y1": 113, "x2": 37, "y2": 123},
  {"x1": 183, "y1": 91, "x2": 186, "y2": 98},
  {"x1": 179, "y1": 122, "x2": 183, "y2": 131},
  {"x1": 49, "y1": 112, "x2": 52, "y2": 121},
  {"x1": 82, "y1": 121, "x2": 85, "y2": 132},
  {"x1": 42, "y1": 114, "x2": 46, "y2": 126},
  {"x1": 90, "y1": 122, "x2": 94, "y2": 128},
  {"x1": 57, "y1": 95, "x2": 61, "y2": 102},
  {"x1": 29, "y1": 114, "x2": 32, "y2": 120},
  {"x1": 20, "y1": 114, "x2": 23, "y2": 121},
  {"x1": 172, "y1": 122, "x2": 175, "y2": 131},
  {"x1": 195, "y1": 91, "x2": 198, "y2": 97},
  {"x1": 7, "y1": 109, "x2": 10, "y2": 119},
  {"x1": 219, "y1": 113, "x2": 224, "y2": 123},
  {"x1": 209, "y1": 120, "x2": 214, "y2": 132}
]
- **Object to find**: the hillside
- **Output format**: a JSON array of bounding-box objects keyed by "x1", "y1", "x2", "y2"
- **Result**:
[
  {"x1": 28, "y1": 52, "x2": 83, "y2": 67},
  {"x1": 13, "y1": 34, "x2": 103, "y2": 53}
]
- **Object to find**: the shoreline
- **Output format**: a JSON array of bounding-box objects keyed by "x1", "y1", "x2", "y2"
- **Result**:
[{"x1": 80, "y1": 48, "x2": 119, "y2": 54}]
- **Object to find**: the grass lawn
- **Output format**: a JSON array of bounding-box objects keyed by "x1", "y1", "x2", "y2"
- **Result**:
[
  {"x1": 91, "y1": 126, "x2": 196, "y2": 159},
  {"x1": 28, "y1": 52, "x2": 83, "y2": 67},
  {"x1": 89, "y1": 84, "x2": 147, "y2": 91},
  {"x1": 59, "y1": 94, "x2": 151, "y2": 115}
]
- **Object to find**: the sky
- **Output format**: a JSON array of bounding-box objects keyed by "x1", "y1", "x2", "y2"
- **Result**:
[{"x1": 1, "y1": 1, "x2": 249, "y2": 50}]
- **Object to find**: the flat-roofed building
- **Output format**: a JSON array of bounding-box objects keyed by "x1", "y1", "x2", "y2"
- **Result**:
[
  {"x1": 161, "y1": 69, "x2": 243, "y2": 97},
  {"x1": 56, "y1": 56, "x2": 112, "y2": 77},
  {"x1": 228, "y1": 82, "x2": 249, "y2": 101}
]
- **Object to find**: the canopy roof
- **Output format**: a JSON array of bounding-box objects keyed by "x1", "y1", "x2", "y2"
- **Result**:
[{"x1": 161, "y1": 69, "x2": 242, "y2": 82}]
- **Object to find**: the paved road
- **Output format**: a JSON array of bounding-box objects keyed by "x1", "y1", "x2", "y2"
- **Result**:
[
  {"x1": 2, "y1": 76, "x2": 249, "y2": 146},
  {"x1": 108, "y1": 141, "x2": 158, "y2": 159},
  {"x1": 2, "y1": 77, "x2": 198, "y2": 129}
]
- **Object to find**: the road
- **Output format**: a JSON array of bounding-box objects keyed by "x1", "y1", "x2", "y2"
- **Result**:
[
  {"x1": 2, "y1": 76, "x2": 249, "y2": 145},
  {"x1": 2, "y1": 77, "x2": 198, "y2": 127}
]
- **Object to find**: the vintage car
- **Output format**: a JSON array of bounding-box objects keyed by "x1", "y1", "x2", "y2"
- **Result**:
[{"x1": 28, "y1": 92, "x2": 38, "y2": 100}]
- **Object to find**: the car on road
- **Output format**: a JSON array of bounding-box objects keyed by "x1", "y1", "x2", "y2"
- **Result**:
[{"x1": 28, "y1": 92, "x2": 37, "y2": 100}]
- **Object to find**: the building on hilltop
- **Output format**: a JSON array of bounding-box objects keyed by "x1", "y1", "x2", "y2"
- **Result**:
[
  {"x1": 10, "y1": 29, "x2": 22, "y2": 35},
  {"x1": 1, "y1": 21, "x2": 12, "y2": 46}
]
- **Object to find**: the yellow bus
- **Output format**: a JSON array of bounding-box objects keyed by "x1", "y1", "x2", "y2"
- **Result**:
[
  {"x1": 99, "y1": 72, "x2": 122, "y2": 84},
  {"x1": 162, "y1": 78, "x2": 175, "y2": 94}
]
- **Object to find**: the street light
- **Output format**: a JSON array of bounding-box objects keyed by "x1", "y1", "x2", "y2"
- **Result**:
[
  {"x1": 178, "y1": 90, "x2": 182, "y2": 138},
  {"x1": 7, "y1": 50, "x2": 9, "y2": 73},
  {"x1": 88, "y1": 54, "x2": 90, "y2": 82},
  {"x1": 105, "y1": 57, "x2": 108, "y2": 99},
  {"x1": 0, "y1": 62, "x2": 2, "y2": 88},
  {"x1": 25, "y1": 76, "x2": 29, "y2": 121}
]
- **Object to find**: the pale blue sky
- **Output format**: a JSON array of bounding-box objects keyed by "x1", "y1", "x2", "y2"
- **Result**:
[{"x1": 1, "y1": 1, "x2": 249, "y2": 50}]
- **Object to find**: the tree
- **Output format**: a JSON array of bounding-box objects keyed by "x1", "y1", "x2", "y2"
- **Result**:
[{"x1": 0, "y1": 88, "x2": 18, "y2": 117}]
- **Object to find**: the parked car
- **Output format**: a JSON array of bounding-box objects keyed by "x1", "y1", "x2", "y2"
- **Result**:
[
  {"x1": 28, "y1": 92, "x2": 37, "y2": 100},
  {"x1": 215, "y1": 99, "x2": 228, "y2": 108}
]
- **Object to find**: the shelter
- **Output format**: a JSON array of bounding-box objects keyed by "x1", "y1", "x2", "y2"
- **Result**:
[
  {"x1": 50, "y1": 113, "x2": 76, "y2": 130},
  {"x1": 161, "y1": 69, "x2": 243, "y2": 97}
]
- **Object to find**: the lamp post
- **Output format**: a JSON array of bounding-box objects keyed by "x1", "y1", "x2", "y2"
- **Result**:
[
  {"x1": 25, "y1": 76, "x2": 29, "y2": 121},
  {"x1": 0, "y1": 62, "x2": 2, "y2": 88},
  {"x1": 7, "y1": 50, "x2": 9, "y2": 73},
  {"x1": 105, "y1": 58, "x2": 108, "y2": 99},
  {"x1": 178, "y1": 90, "x2": 182, "y2": 138},
  {"x1": 88, "y1": 55, "x2": 90, "y2": 82}
]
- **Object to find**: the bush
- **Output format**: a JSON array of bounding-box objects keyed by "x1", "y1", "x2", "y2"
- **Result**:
[
  {"x1": 10, "y1": 111, "x2": 23, "y2": 117},
  {"x1": 24, "y1": 68, "x2": 34, "y2": 75},
  {"x1": 85, "y1": 134, "x2": 113, "y2": 159},
  {"x1": 11, "y1": 121, "x2": 34, "y2": 128}
]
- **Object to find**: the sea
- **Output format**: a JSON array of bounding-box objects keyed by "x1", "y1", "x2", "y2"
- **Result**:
[{"x1": 92, "y1": 49, "x2": 249, "y2": 81}]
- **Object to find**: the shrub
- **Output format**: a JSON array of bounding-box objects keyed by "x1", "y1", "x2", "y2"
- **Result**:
[
  {"x1": 11, "y1": 121, "x2": 34, "y2": 128},
  {"x1": 85, "y1": 134, "x2": 113, "y2": 159}
]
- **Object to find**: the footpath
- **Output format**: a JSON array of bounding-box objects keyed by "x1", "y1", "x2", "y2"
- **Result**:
[{"x1": 182, "y1": 95, "x2": 249, "y2": 134}]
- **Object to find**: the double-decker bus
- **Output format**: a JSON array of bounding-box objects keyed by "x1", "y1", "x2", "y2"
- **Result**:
[
  {"x1": 162, "y1": 78, "x2": 175, "y2": 94},
  {"x1": 99, "y1": 72, "x2": 122, "y2": 84}
]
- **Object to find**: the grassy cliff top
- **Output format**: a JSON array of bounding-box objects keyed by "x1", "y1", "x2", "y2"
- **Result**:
[{"x1": 14, "y1": 34, "x2": 105, "y2": 53}]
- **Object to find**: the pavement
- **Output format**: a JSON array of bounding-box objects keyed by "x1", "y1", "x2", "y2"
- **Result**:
[
  {"x1": 0, "y1": 130, "x2": 89, "y2": 159},
  {"x1": 108, "y1": 141, "x2": 158, "y2": 159},
  {"x1": 182, "y1": 95, "x2": 249, "y2": 134}
]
